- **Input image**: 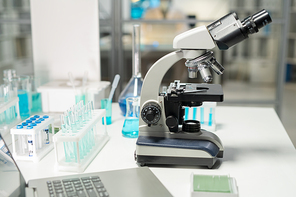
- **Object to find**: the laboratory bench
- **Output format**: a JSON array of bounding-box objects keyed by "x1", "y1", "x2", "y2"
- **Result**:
[{"x1": 12, "y1": 104, "x2": 296, "y2": 197}]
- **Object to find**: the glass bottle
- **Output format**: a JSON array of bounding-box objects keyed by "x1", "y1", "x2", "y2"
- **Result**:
[{"x1": 118, "y1": 24, "x2": 143, "y2": 116}]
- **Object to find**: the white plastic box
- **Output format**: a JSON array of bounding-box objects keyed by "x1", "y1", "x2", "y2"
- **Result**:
[
  {"x1": 53, "y1": 109, "x2": 109, "y2": 173},
  {"x1": 37, "y1": 80, "x2": 110, "y2": 112},
  {"x1": 10, "y1": 115, "x2": 54, "y2": 163}
]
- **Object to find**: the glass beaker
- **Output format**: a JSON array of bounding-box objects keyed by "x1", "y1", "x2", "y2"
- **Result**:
[
  {"x1": 29, "y1": 76, "x2": 42, "y2": 113},
  {"x1": 11, "y1": 76, "x2": 31, "y2": 119},
  {"x1": 0, "y1": 84, "x2": 18, "y2": 125},
  {"x1": 3, "y1": 69, "x2": 16, "y2": 84},
  {"x1": 122, "y1": 97, "x2": 140, "y2": 138},
  {"x1": 101, "y1": 98, "x2": 112, "y2": 125},
  {"x1": 118, "y1": 24, "x2": 143, "y2": 116}
]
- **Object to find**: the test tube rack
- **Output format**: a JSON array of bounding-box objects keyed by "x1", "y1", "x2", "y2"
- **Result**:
[
  {"x1": 0, "y1": 97, "x2": 21, "y2": 136},
  {"x1": 10, "y1": 115, "x2": 54, "y2": 163},
  {"x1": 53, "y1": 109, "x2": 109, "y2": 173}
]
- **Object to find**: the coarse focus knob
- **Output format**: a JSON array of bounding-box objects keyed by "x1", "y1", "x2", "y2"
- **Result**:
[{"x1": 141, "y1": 102, "x2": 161, "y2": 125}]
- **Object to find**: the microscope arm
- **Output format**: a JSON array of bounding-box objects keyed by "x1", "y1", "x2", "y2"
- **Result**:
[{"x1": 140, "y1": 50, "x2": 205, "y2": 107}]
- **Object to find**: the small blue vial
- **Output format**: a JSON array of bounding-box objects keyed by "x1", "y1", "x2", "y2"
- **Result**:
[
  {"x1": 43, "y1": 115, "x2": 49, "y2": 119},
  {"x1": 27, "y1": 126, "x2": 33, "y2": 129},
  {"x1": 30, "y1": 117, "x2": 36, "y2": 121},
  {"x1": 35, "y1": 120, "x2": 41, "y2": 124},
  {"x1": 34, "y1": 115, "x2": 40, "y2": 118},
  {"x1": 22, "y1": 122, "x2": 28, "y2": 126},
  {"x1": 26, "y1": 120, "x2": 32, "y2": 123},
  {"x1": 30, "y1": 123, "x2": 37, "y2": 127},
  {"x1": 39, "y1": 118, "x2": 44, "y2": 121}
]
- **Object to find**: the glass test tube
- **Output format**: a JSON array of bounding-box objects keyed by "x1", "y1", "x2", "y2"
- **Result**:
[{"x1": 27, "y1": 133, "x2": 34, "y2": 157}]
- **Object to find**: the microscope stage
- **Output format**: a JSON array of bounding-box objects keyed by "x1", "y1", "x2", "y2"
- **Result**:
[{"x1": 166, "y1": 83, "x2": 223, "y2": 103}]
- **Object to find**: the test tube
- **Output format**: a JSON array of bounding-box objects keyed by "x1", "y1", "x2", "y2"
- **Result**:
[
  {"x1": 27, "y1": 133, "x2": 34, "y2": 157},
  {"x1": 70, "y1": 112, "x2": 77, "y2": 133},
  {"x1": 200, "y1": 107, "x2": 204, "y2": 124},
  {"x1": 184, "y1": 107, "x2": 189, "y2": 120},
  {"x1": 74, "y1": 112, "x2": 81, "y2": 130},
  {"x1": 44, "y1": 128, "x2": 49, "y2": 144},
  {"x1": 193, "y1": 107, "x2": 197, "y2": 120},
  {"x1": 209, "y1": 108, "x2": 213, "y2": 126},
  {"x1": 61, "y1": 115, "x2": 70, "y2": 162},
  {"x1": 35, "y1": 120, "x2": 43, "y2": 149}
]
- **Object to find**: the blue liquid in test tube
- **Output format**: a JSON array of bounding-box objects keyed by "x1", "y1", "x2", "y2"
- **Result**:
[
  {"x1": 18, "y1": 90, "x2": 30, "y2": 119},
  {"x1": 184, "y1": 107, "x2": 189, "y2": 120},
  {"x1": 200, "y1": 107, "x2": 204, "y2": 124},
  {"x1": 209, "y1": 108, "x2": 213, "y2": 126},
  {"x1": 193, "y1": 107, "x2": 197, "y2": 120}
]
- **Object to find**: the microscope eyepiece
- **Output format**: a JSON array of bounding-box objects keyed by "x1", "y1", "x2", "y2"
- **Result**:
[
  {"x1": 207, "y1": 9, "x2": 272, "y2": 50},
  {"x1": 241, "y1": 9, "x2": 272, "y2": 35}
]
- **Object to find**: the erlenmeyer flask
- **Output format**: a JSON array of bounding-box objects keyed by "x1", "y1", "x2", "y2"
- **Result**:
[
  {"x1": 118, "y1": 24, "x2": 143, "y2": 116},
  {"x1": 122, "y1": 97, "x2": 140, "y2": 138}
]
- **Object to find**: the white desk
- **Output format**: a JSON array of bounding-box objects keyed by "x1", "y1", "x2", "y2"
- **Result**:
[{"x1": 16, "y1": 105, "x2": 296, "y2": 197}]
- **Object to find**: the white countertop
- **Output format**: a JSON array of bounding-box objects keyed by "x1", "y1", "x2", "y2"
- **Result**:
[{"x1": 15, "y1": 104, "x2": 296, "y2": 197}]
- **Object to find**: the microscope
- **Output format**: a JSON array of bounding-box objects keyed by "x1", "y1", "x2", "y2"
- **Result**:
[{"x1": 135, "y1": 10, "x2": 272, "y2": 168}]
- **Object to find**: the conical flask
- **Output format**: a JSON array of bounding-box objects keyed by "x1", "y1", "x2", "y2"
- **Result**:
[{"x1": 118, "y1": 24, "x2": 143, "y2": 116}]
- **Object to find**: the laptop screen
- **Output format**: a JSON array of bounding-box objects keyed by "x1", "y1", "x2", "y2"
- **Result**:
[{"x1": 0, "y1": 133, "x2": 26, "y2": 197}]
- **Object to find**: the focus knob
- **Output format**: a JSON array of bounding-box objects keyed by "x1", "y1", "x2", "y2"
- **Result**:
[{"x1": 141, "y1": 102, "x2": 161, "y2": 125}]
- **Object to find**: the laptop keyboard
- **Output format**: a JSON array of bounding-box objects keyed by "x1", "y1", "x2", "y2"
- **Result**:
[{"x1": 47, "y1": 176, "x2": 109, "y2": 197}]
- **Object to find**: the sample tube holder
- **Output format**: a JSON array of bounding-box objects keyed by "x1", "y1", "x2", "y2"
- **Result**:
[
  {"x1": 0, "y1": 97, "x2": 21, "y2": 136},
  {"x1": 53, "y1": 109, "x2": 109, "y2": 173},
  {"x1": 10, "y1": 115, "x2": 54, "y2": 163}
]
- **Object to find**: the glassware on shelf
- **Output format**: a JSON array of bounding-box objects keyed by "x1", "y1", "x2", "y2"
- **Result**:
[
  {"x1": 122, "y1": 97, "x2": 140, "y2": 138},
  {"x1": 118, "y1": 24, "x2": 143, "y2": 116}
]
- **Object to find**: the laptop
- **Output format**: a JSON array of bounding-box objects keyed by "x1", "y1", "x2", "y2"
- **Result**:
[{"x1": 0, "y1": 133, "x2": 172, "y2": 197}]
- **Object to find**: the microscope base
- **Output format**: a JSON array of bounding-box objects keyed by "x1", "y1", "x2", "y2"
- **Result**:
[
  {"x1": 135, "y1": 136, "x2": 223, "y2": 168},
  {"x1": 136, "y1": 154, "x2": 218, "y2": 169}
]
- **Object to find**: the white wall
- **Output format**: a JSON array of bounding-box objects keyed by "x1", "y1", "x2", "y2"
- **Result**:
[{"x1": 30, "y1": 0, "x2": 101, "y2": 84}]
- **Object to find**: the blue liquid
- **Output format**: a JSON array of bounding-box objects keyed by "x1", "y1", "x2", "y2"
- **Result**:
[
  {"x1": 75, "y1": 94, "x2": 85, "y2": 105},
  {"x1": 31, "y1": 92, "x2": 42, "y2": 113},
  {"x1": 193, "y1": 108, "x2": 197, "y2": 120},
  {"x1": 184, "y1": 107, "x2": 189, "y2": 120},
  {"x1": 200, "y1": 107, "x2": 204, "y2": 124},
  {"x1": 118, "y1": 99, "x2": 126, "y2": 116},
  {"x1": 18, "y1": 90, "x2": 30, "y2": 119},
  {"x1": 131, "y1": 6, "x2": 144, "y2": 19},
  {"x1": 122, "y1": 118, "x2": 139, "y2": 138},
  {"x1": 208, "y1": 108, "x2": 213, "y2": 126},
  {"x1": 102, "y1": 116, "x2": 112, "y2": 125}
]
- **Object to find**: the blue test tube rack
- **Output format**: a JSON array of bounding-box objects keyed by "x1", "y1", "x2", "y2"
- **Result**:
[
  {"x1": 0, "y1": 97, "x2": 21, "y2": 136},
  {"x1": 10, "y1": 115, "x2": 54, "y2": 163},
  {"x1": 53, "y1": 109, "x2": 109, "y2": 173}
]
